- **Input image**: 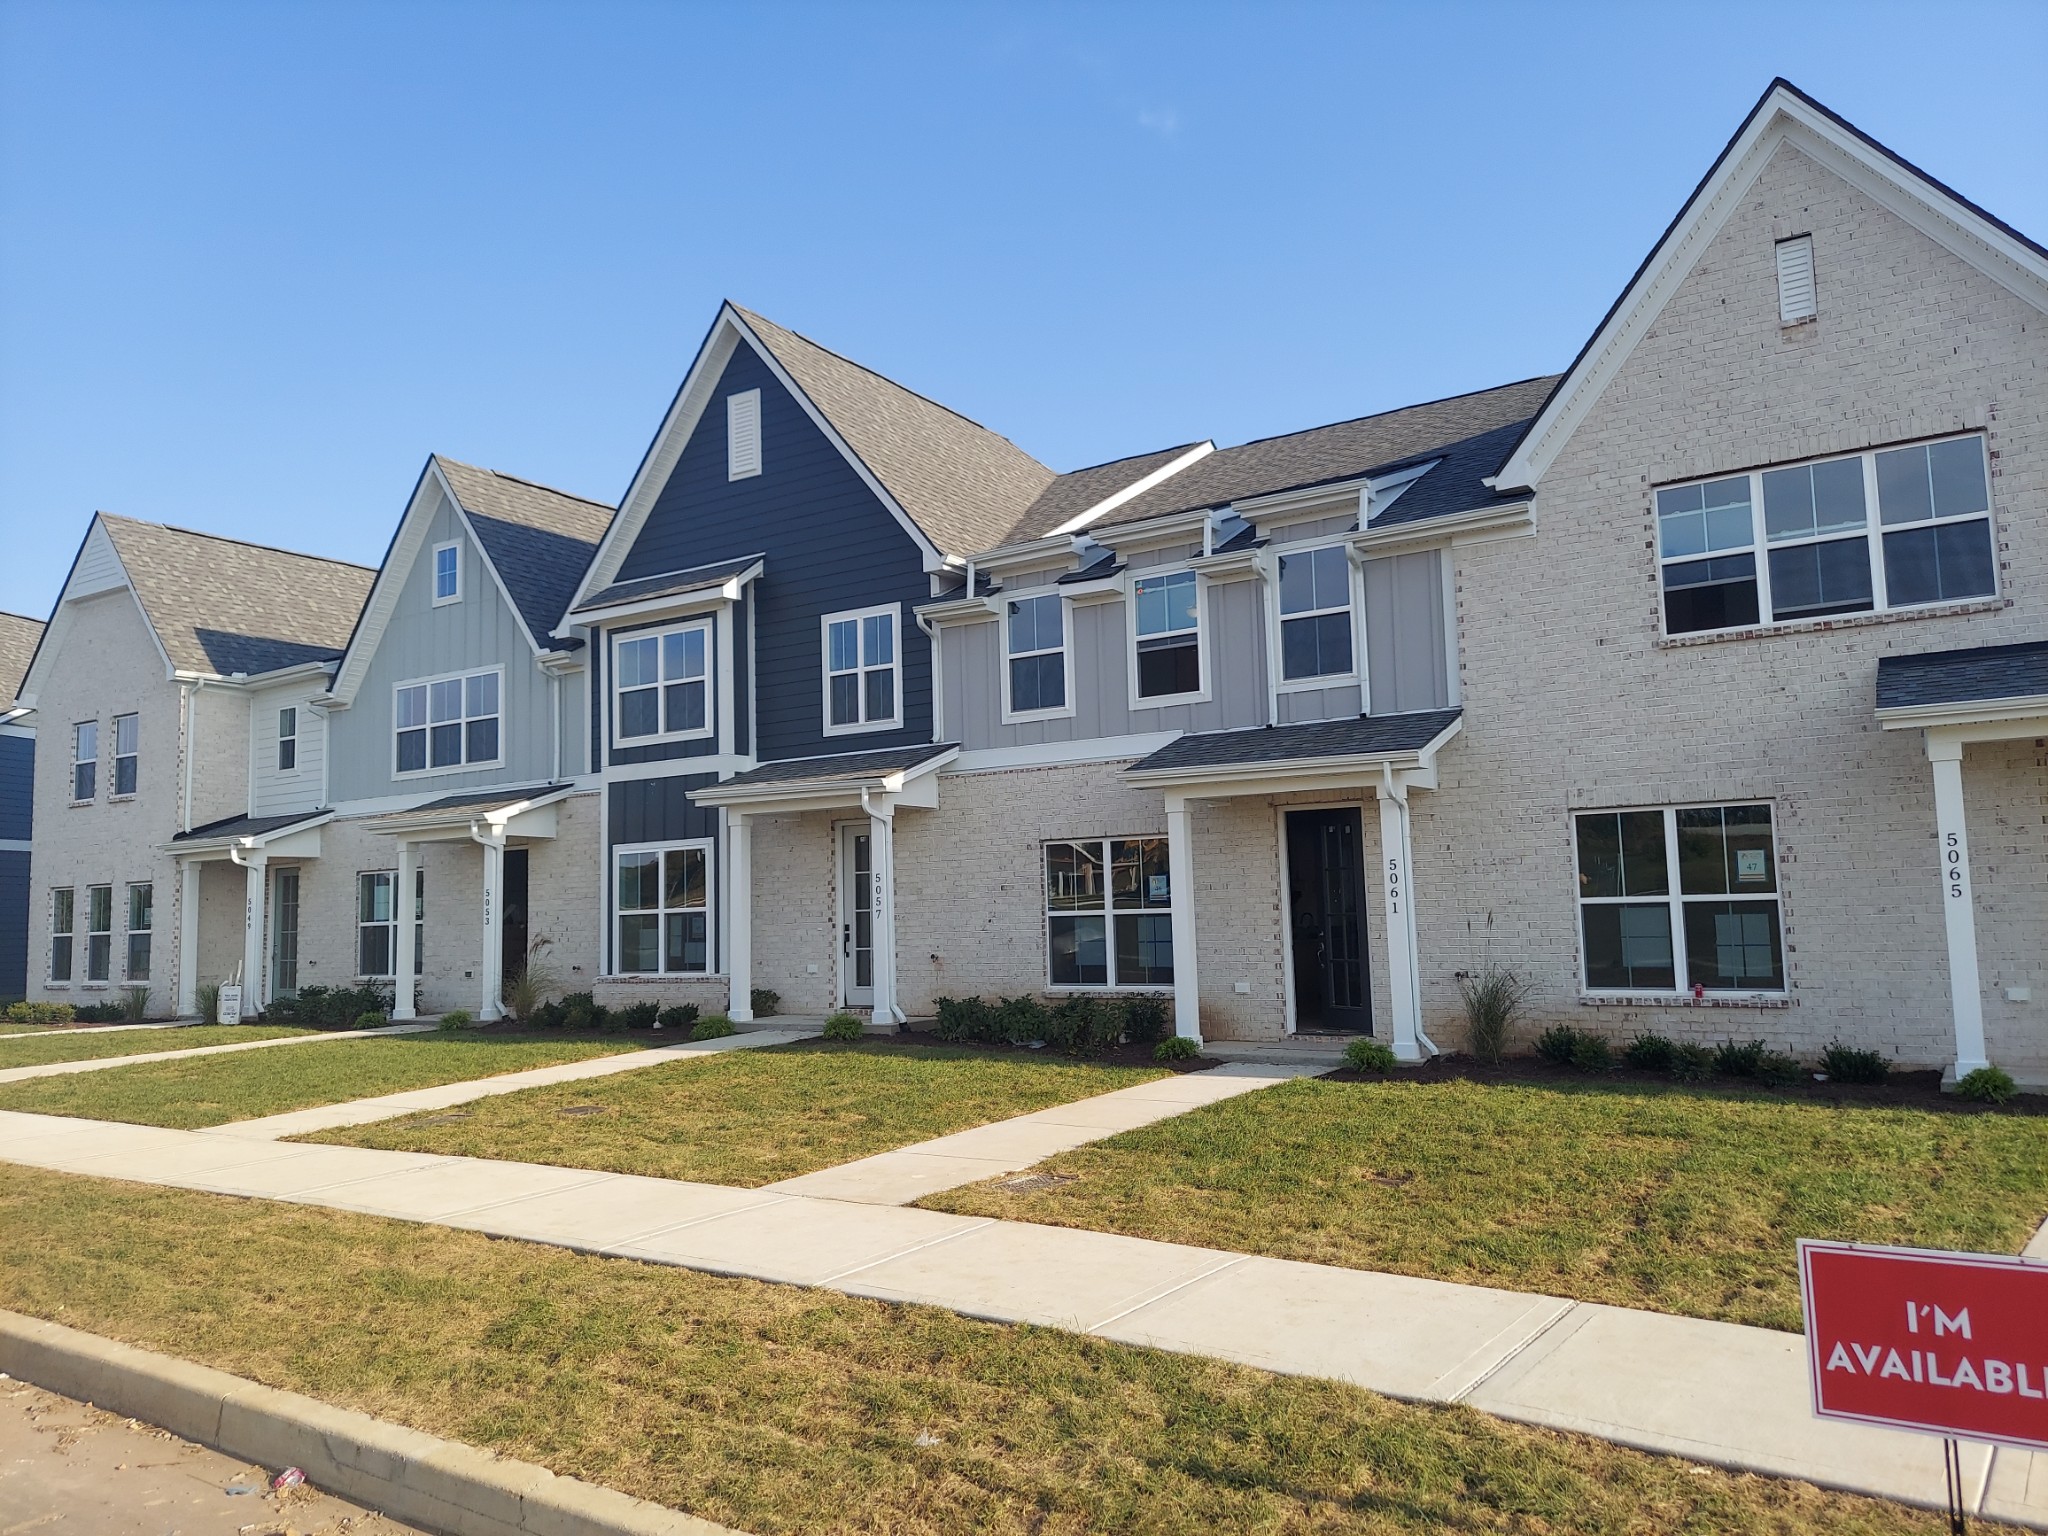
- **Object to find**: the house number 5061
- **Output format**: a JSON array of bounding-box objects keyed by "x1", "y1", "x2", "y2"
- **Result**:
[
  {"x1": 1386, "y1": 857, "x2": 1403, "y2": 916},
  {"x1": 1946, "y1": 832, "x2": 1965, "y2": 899}
]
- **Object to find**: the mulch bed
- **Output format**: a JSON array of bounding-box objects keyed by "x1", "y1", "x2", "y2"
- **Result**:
[{"x1": 1323, "y1": 1053, "x2": 2045, "y2": 1115}]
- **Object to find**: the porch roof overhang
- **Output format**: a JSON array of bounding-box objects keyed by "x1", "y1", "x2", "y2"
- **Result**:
[
  {"x1": 691, "y1": 743, "x2": 959, "y2": 815},
  {"x1": 166, "y1": 808, "x2": 332, "y2": 860},
  {"x1": 368, "y1": 783, "x2": 575, "y2": 841},
  {"x1": 1874, "y1": 640, "x2": 2048, "y2": 740},
  {"x1": 560, "y1": 554, "x2": 764, "y2": 631},
  {"x1": 1125, "y1": 708, "x2": 1463, "y2": 798}
]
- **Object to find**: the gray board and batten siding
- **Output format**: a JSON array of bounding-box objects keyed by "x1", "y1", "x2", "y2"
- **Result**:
[{"x1": 328, "y1": 487, "x2": 579, "y2": 802}]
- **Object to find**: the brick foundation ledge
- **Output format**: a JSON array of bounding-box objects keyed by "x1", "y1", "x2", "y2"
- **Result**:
[{"x1": 0, "y1": 1309, "x2": 744, "y2": 1536}]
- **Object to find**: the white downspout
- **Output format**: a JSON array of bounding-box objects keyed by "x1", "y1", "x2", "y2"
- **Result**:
[{"x1": 1377, "y1": 764, "x2": 1438, "y2": 1060}]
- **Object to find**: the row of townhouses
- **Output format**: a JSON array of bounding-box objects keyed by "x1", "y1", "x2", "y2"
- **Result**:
[{"x1": 9, "y1": 82, "x2": 2046, "y2": 1084}]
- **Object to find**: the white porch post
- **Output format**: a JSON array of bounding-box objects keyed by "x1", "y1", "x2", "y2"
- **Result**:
[
  {"x1": 1376, "y1": 782, "x2": 1428, "y2": 1061},
  {"x1": 176, "y1": 859, "x2": 201, "y2": 1017},
  {"x1": 1927, "y1": 734, "x2": 1989, "y2": 1078},
  {"x1": 392, "y1": 841, "x2": 418, "y2": 1021},
  {"x1": 239, "y1": 853, "x2": 269, "y2": 1015},
  {"x1": 477, "y1": 831, "x2": 506, "y2": 1020},
  {"x1": 1165, "y1": 794, "x2": 1201, "y2": 1042},
  {"x1": 868, "y1": 800, "x2": 903, "y2": 1025},
  {"x1": 727, "y1": 811, "x2": 754, "y2": 1023}
]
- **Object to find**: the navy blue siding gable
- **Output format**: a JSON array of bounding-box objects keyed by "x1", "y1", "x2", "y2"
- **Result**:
[
  {"x1": 0, "y1": 849, "x2": 26, "y2": 1002},
  {"x1": 0, "y1": 735, "x2": 31, "y2": 841},
  {"x1": 615, "y1": 343, "x2": 932, "y2": 762}
]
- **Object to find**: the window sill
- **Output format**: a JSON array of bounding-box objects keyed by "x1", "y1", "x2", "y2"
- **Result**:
[
  {"x1": 1656, "y1": 596, "x2": 2007, "y2": 649},
  {"x1": 392, "y1": 760, "x2": 508, "y2": 781},
  {"x1": 68, "y1": 800, "x2": 93, "y2": 809},
  {"x1": 109, "y1": 794, "x2": 136, "y2": 804},
  {"x1": 600, "y1": 972, "x2": 727, "y2": 983},
  {"x1": 1277, "y1": 676, "x2": 1358, "y2": 693},
  {"x1": 1579, "y1": 991, "x2": 1793, "y2": 1009},
  {"x1": 821, "y1": 722, "x2": 904, "y2": 739},
  {"x1": 1043, "y1": 984, "x2": 1175, "y2": 996}
]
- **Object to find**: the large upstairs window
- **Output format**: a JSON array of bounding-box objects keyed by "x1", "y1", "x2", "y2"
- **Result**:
[
  {"x1": 823, "y1": 604, "x2": 899, "y2": 734},
  {"x1": 395, "y1": 669, "x2": 501, "y2": 775},
  {"x1": 614, "y1": 621, "x2": 711, "y2": 745}
]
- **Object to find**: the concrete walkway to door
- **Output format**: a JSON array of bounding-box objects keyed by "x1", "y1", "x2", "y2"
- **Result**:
[{"x1": 0, "y1": 1106, "x2": 2040, "y2": 1527}]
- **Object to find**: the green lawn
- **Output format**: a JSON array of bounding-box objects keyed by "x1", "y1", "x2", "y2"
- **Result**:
[
  {"x1": 923, "y1": 1076, "x2": 2048, "y2": 1333},
  {"x1": 0, "y1": 1032, "x2": 644, "y2": 1128},
  {"x1": 301, "y1": 1041, "x2": 1166, "y2": 1186},
  {"x1": 0, "y1": 1166, "x2": 1951, "y2": 1535},
  {"x1": 0, "y1": 1023, "x2": 312, "y2": 1070}
]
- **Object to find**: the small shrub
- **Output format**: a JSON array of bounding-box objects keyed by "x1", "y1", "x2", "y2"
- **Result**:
[
  {"x1": 991, "y1": 995, "x2": 1050, "y2": 1046},
  {"x1": 932, "y1": 996, "x2": 996, "y2": 1044},
  {"x1": 821, "y1": 1012, "x2": 865, "y2": 1042},
  {"x1": 122, "y1": 985, "x2": 152, "y2": 1022},
  {"x1": 750, "y1": 988, "x2": 780, "y2": 1018},
  {"x1": 1154, "y1": 1035, "x2": 1200, "y2": 1062},
  {"x1": 438, "y1": 1008, "x2": 475, "y2": 1031},
  {"x1": 691, "y1": 1014, "x2": 737, "y2": 1041},
  {"x1": 1569, "y1": 1033, "x2": 1613, "y2": 1072},
  {"x1": 1669, "y1": 1042, "x2": 1714, "y2": 1082},
  {"x1": 527, "y1": 999, "x2": 568, "y2": 1031},
  {"x1": 1120, "y1": 994, "x2": 1170, "y2": 1048},
  {"x1": 6, "y1": 1000, "x2": 76, "y2": 1025},
  {"x1": 74, "y1": 1001, "x2": 128, "y2": 1023},
  {"x1": 1755, "y1": 1050, "x2": 1804, "y2": 1088},
  {"x1": 1957, "y1": 1066, "x2": 2018, "y2": 1105},
  {"x1": 558, "y1": 992, "x2": 608, "y2": 1032},
  {"x1": 1535, "y1": 1024, "x2": 1590, "y2": 1067},
  {"x1": 1343, "y1": 1038, "x2": 1397, "y2": 1073},
  {"x1": 1457, "y1": 965, "x2": 1530, "y2": 1065},
  {"x1": 1713, "y1": 1038, "x2": 1768, "y2": 1077},
  {"x1": 502, "y1": 936, "x2": 560, "y2": 1024},
  {"x1": 1623, "y1": 1032, "x2": 1676, "y2": 1071},
  {"x1": 657, "y1": 1003, "x2": 700, "y2": 1031},
  {"x1": 269, "y1": 982, "x2": 394, "y2": 1030},
  {"x1": 194, "y1": 983, "x2": 221, "y2": 1025},
  {"x1": 355, "y1": 1010, "x2": 389, "y2": 1028},
  {"x1": 1042, "y1": 995, "x2": 1122, "y2": 1056},
  {"x1": 1820, "y1": 1040, "x2": 1890, "y2": 1085},
  {"x1": 615, "y1": 1001, "x2": 660, "y2": 1032}
]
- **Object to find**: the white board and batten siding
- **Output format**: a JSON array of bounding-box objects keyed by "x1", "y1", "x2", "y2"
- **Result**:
[{"x1": 249, "y1": 680, "x2": 328, "y2": 817}]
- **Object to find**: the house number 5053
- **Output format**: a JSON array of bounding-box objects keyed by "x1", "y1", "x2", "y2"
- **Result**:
[{"x1": 1946, "y1": 832, "x2": 1965, "y2": 899}]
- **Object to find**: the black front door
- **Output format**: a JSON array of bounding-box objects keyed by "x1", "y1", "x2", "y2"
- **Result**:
[
  {"x1": 501, "y1": 848, "x2": 530, "y2": 985},
  {"x1": 1286, "y1": 808, "x2": 1372, "y2": 1034}
]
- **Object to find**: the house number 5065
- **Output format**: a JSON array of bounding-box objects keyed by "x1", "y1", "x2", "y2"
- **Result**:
[{"x1": 1946, "y1": 832, "x2": 1965, "y2": 899}]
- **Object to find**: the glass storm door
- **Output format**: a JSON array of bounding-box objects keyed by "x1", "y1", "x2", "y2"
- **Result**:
[
  {"x1": 1285, "y1": 808, "x2": 1372, "y2": 1033},
  {"x1": 271, "y1": 867, "x2": 300, "y2": 998},
  {"x1": 839, "y1": 826, "x2": 875, "y2": 1007}
]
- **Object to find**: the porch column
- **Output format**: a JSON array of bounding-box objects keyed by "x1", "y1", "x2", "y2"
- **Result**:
[
  {"x1": 1165, "y1": 794, "x2": 1201, "y2": 1042},
  {"x1": 392, "y1": 841, "x2": 418, "y2": 1021},
  {"x1": 868, "y1": 800, "x2": 903, "y2": 1025},
  {"x1": 1376, "y1": 784, "x2": 1428, "y2": 1062},
  {"x1": 477, "y1": 831, "x2": 506, "y2": 1020},
  {"x1": 176, "y1": 858, "x2": 201, "y2": 1017},
  {"x1": 239, "y1": 853, "x2": 269, "y2": 1014},
  {"x1": 727, "y1": 811, "x2": 754, "y2": 1022},
  {"x1": 1927, "y1": 735, "x2": 1989, "y2": 1078}
]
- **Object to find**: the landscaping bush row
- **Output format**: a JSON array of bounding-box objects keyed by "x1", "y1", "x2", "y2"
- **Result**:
[
  {"x1": 931, "y1": 993, "x2": 1170, "y2": 1057},
  {"x1": 1528, "y1": 1026, "x2": 1955, "y2": 1092},
  {"x1": 265, "y1": 982, "x2": 395, "y2": 1029},
  {"x1": 505, "y1": 993, "x2": 730, "y2": 1038}
]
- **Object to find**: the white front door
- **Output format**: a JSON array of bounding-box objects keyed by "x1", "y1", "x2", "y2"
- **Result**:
[{"x1": 839, "y1": 825, "x2": 875, "y2": 1007}]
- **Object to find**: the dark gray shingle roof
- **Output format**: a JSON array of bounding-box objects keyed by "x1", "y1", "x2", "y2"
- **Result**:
[
  {"x1": 734, "y1": 307, "x2": 1056, "y2": 560},
  {"x1": 171, "y1": 809, "x2": 328, "y2": 844},
  {"x1": 997, "y1": 442, "x2": 1209, "y2": 545},
  {"x1": 0, "y1": 611, "x2": 43, "y2": 708},
  {"x1": 1128, "y1": 710, "x2": 1462, "y2": 776},
  {"x1": 100, "y1": 516, "x2": 374, "y2": 677},
  {"x1": 435, "y1": 459, "x2": 612, "y2": 647},
  {"x1": 1090, "y1": 377, "x2": 1560, "y2": 534},
  {"x1": 374, "y1": 784, "x2": 571, "y2": 818},
  {"x1": 1875, "y1": 641, "x2": 2048, "y2": 712},
  {"x1": 572, "y1": 554, "x2": 764, "y2": 617},
  {"x1": 706, "y1": 743, "x2": 956, "y2": 792}
]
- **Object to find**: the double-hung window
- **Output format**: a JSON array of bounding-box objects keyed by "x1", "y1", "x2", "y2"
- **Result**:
[
  {"x1": 1278, "y1": 546, "x2": 1354, "y2": 681},
  {"x1": 823, "y1": 604, "x2": 899, "y2": 733},
  {"x1": 278, "y1": 707, "x2": 298, "y2": 771},
  {"x1": 395, "y1": 670, "x2": 500, "y2": 774},
  {"x1": 614, "y1": 623, "x2": 710, "y2": 743},
  {"x1": 432, "y1": 541, "x2": 461, "y2": 604},
  {"x1": 85, "y1": 884, "x2": 112, "y2": 983},
  {"x1": 1133, "y1": 571, "x2": 1200, "y2": 699},
  {"x1": 112, "y1": 713, "x2": 138, "y2": 796},
  {"x1": 357, "y1": 869, "x2": 424, "y2": 978},
  {"x1": 49, "y1": 889, "x2": 74, "y2": 983},
  {"x1": 615, "y1": 843, "x2": 712, "y2": 975},
  {"x1": 125, "y1": 882, "x2": 152, "y2": 981},
  {"x1": 71, "y1": 721, "x2": 96, "y2": 802},
  {"x1": 1005, "y1": 594, "x2": 1067, "y2": 716},
  {"x1": 1575, "y1": 803, "x2": 1784, "y2": 994},
  {"x1": 1657, "y1": 434, "x2": 1995, "y2": 636},
  {"x1": 1045, "y1": 838, "x2": 1175, "y2": 988}
]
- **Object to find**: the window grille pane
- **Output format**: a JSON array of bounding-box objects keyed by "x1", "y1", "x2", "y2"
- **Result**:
[
  {"x1": 51, "y1": 937, "x2": 71, "y2": 982},
  {"x1": 863, "y1": 667, "x2": 894, "y2": 722},
  {"x1": 1882, "y1": 521, "x2": 1996, "y2": 606},
  {"x1": 1662, "y1": 554, "x2": 1758, "y2": 634},
  {"x1": 1767, "y1": 538, "x2": 1873, "y2": 621},
  {"x1": 1114, "y1": 914, "x2": 1174, "y2": 985},
  {"x1": 1045, "y1": 842, "x2": 1105, "y2": 911},
  {"x1": 465, "y1": 717, "x2": 499, "y2": 763},
  {"x1": 466, "y1": 672, "x2": 497, "y2": 718},
  {"x1": 1683, "y1": 901, "x2": 1783, "y2": 989},
  {"x1": 828, "y1": 620, "x2": 858, "y2": 673},
  {"x1": 1278, "y1": 551, "x2": 1317, "y2": 614},
  {"x1": 396, "y1": 729, "x2": 427, "y2": 773},
  {"x1": 665, "y1": 679, "x2": 706, "y2": 733},
  {"x1": 1876, "y1": 445, "x2": 1934, "y2": 525},
  {"x1": 396, "y1": 686, "x2": 427, "y2": 729},
  {"x1": 115, "y1": 714, "x2": 138, "y2": 755},
  {"x1": 430, "y1": 678, "x2": 464, "y2": 723},
  {"x1": 829, "y1": 673, "x2": 860, "y2": 726},
  {"x1": 1135, "y1": 572, "x2": 1196, "y2": 636},
  {"x1": 664, "y1": 848, "x2": 706, "y2": 910},
  {"x1": 863, "y1": 612, "x2": 894, "y2": 665},
  {"x1": 664, "y1": 628, "x2": 705, "y2": 681},
  {"x1": 1137, "y1": 639, "x2": 1200, "y2": 697},
  {"x1": 1575, "y1": 812, "x2": 1667, "y2": 898},
  {"x1": 430, "y1": 723, "x2": 463, "y2": 767},
  {"x1": 1679, "y1": 805, "x2": 1775, "y2": 895},
  {"x1": 618, "y1": 915, "x2": 659, "y2": 973},
  {"x1": 75, "y1": 721, "x2": 97, "y2": 761},
  {"x1": 1928, "y1": 438, "x2": 1989, "y2": 518},
  {"x1": 666, "y1": 912, "x2": 709, "y2": 973},
  {"x1": 115, "y1": 756, "x2": 137, "y2": 796},
  {"x1": 359, "y1": 924, "x2": 393, "y2": 978},
  {"x1": 359, "y1": 873, "x2": 393, "y2": 924},
  {"x1": 74, "y1": 762, "x2": 93, "y2": 800},
  {"x1": 128, "y1": 884, "x2": 151, "y2": 931},
  {"x1": 1282, "y1": 612, "x2": 1352, "y2": 680},
  {"x1": 1048, "y1": 915, "x2": 1107, "y2": 985},
  {"x1": 127, "y1": 933, "x2": 151, "y2": 981},
  {"x1": 87, "y1": 934, "x2": 111, "y2": 982},
  {"x1": 1010, "y1": 652, "x2": 1063, "y2": 712},
  {"x1": 619, "y1": 689, "x2": 660, "y2": 739},
  {"x1": 618, "y1": 637, "x2": 658, "y2": 689},
  {"x1": 52, "y1": 889, "x2": 72, "y2": 933},
  {"x1": 88, "y1": 886, "x2": 111, "y2": 933},
  {"x1": 617, "y1": 852, "x2": 659, "y2": 911},
  {"x1": 1581, "y1": 903, "x2": 1674, "y2": 990},
  {"x1": 1111, "y1": 838, "x2": 1171, "y2": 910}
]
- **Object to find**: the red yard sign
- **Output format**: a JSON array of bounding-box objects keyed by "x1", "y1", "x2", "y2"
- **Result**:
[{"x1": 1800, "y1": 1240, "x2": 2048, "y2": 1451}]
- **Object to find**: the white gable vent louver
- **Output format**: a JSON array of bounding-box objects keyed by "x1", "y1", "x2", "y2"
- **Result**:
[
  {"x1": 1776, "y1": 235, "x2": 1817, "y2": 325},
  {"x1": 727, "y1": 388, "x2": 762, "y2": 480}
]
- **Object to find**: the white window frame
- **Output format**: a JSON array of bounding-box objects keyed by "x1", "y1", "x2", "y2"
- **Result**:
[
  {"x1": 727, "y1": 388, "x2": 762, "y2": 481},
  {"x1": 393, "y1": 666, "x2": 505, "y2": 778},
  {"x1": 1571, "y1": 801, "x2": 1787, "y2": 1000},
  {"x1": 125, "y1": 881, "x2": 152, "y2": 982},
  {"x1": 277, "y1": 706, "x2": 298, "y2": 772},
  {"x1": 71, "y1": 720, "x2": 96, "y2": 803},
  {"x1": 431, "y1": 540, "x2": 462, "y2": 606},
  {"x1": 1656, "y1": 433, "x2": 1998, "y2": 640},
  {"x1": 1000, "y1": 592, "x2": 1075, "y2": 723},
  {"x1": 611, "y1": 839, "x2": 716, "y2": 977},
  {"x1": 111, "y1": 712, "x2": 138, "y2": 797},
  {"x1": 48, "y1": 887, "x2": 74, "y2": 985},
  {"x1": 1042, "y1": 836, "x2": 1177, "y2": 992},
  {"x1": 820, "y1": 602, "x2": 903, "y2": 736},
  {"x1": 84, "y1": 883, "x2": 112, "y2": 984},
  {"x1": 1274, "y1": 543, "x2": 1360, "y2": 690},
  {"x1": 1125, "y1": 568, "x2": 1210, "y2": 709},
  {"x1": 356, "y1": 867, "x2": 424, "y2": 980},
  {"x1": 610, "y1": 619, "x2": 715, "y2": 749}
]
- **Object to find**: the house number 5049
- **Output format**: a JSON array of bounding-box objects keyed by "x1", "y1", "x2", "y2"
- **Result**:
[{"x1": 1946, "y1": 832, "x2": 1965, "y2": 899}]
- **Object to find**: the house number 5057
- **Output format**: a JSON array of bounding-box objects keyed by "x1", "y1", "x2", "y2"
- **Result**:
[{"x1": 1946, "y1": 832, "x2": 1965, "y2": 899}]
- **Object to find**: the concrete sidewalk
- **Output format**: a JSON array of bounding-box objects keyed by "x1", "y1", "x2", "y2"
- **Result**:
[
  {"x1": 1, "y1": 1107, "x2": 2039, "y2": 1525},
  {"x1": 212, "y1": 1027, "x2": 818, "y2": 1138},
  {"x1": 763, "y1": 1061, "x2": 1321, "y2": 1204},
  {"x1": 0, "y1": 1020, "x2": 183, "y2": 1040},
  {"x1": 0, "y1": 1023, "x2": 436, "y2": 1085}
]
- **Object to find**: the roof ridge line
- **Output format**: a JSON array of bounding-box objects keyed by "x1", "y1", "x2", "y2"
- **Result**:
[
  {"x1": 98, "y1": 512, "x2": 376, "y2": 573},
  {"x1": 435, "y1": 456, "x2": 613, "y2": 511},
  {"x1": 1220, "y1": 374, "x2": 1563, "y2": 455}
]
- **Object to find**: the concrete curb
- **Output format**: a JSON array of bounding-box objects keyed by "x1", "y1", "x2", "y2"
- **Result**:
[{"x1": 0, "y1": 1309, "x2": 745, "y2": 1536}]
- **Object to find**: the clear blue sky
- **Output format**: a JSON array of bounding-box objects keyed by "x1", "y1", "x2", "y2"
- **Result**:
[{"x1": 2, "y1": 1, "x2": 2043, "y2": 619}]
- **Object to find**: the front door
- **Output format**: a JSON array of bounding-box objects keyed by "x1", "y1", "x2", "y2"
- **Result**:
[
  {"x1": 838, "y1": 825, "x2": 875, "y2": 1007},
  {"x1": 1286, "y1": 808, "x2": 1372, "y2": 1033},
  {"x1": 501, "y1": 848, "x2": 530, "y2": 985}
]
